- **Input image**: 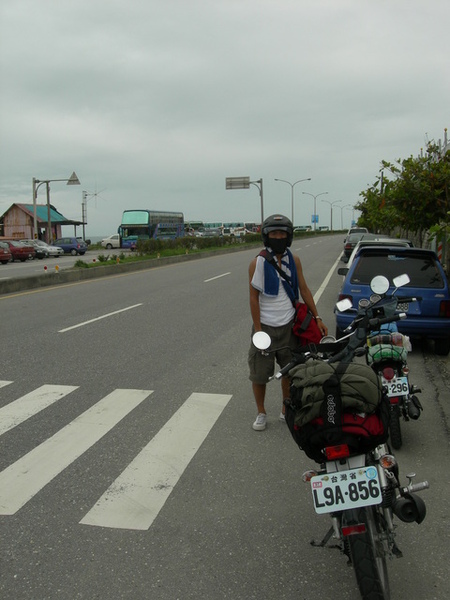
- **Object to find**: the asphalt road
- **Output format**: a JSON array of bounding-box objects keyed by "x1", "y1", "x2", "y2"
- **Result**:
[
  {"x1": 0, "y1": 249, "x2": 122, "y2": 280},
  {"x1": 1, "y1": 234, "x2": 449, "y2": 600}
]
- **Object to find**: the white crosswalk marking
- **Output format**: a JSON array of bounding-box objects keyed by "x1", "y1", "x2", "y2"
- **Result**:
[
  {"x1": 80, "y1": 392, "x2": 232, "y2": 531},
  {"x1": 0, "y1": 388, "x2": 153, "y2": 515},
  {"x1": 0, "y1": 384, "x2": 79, "y2": 435},
  {"x1": 0, "y1": 380, "x2": 13, "y2": 390}
]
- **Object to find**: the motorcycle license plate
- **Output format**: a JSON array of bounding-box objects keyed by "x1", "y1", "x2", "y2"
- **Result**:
[
  {"x1": 382, "y1": 376, "x2": 409, "y2": 397},
  {"x1": 310, "y1": 466, "x2": 382, "y2": 514}
]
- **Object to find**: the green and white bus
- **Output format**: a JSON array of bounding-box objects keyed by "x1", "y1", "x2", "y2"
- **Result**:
[{"x1": 118, "y1": 210, "x2": 184, "y2": 249}]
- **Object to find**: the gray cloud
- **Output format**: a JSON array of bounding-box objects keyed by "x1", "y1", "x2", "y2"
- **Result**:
[{"x1": 1, "y1": 0, "x2": 449, "y2": 234}]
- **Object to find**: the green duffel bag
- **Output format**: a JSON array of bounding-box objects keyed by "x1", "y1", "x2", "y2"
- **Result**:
[
  {"x1": 367, "y1": 343, "x2": 408, "y2": 365},
  {"x1": 288, "y1": 360, "x2": 382, "y2": 427}
]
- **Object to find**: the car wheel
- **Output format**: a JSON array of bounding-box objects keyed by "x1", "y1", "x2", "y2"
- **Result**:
[
  {"x1": 106, "y1": 243, "x2": 113, "y2": 249},
  {"x1": 71, "y1": 249, "x2": 77, "y2": 256},
  {"x1": 434, "y1": 338, "x2": 450, "y2": 356},
  {"x1": 1, "y1": 260, "x2": 8, "y2": 265}
]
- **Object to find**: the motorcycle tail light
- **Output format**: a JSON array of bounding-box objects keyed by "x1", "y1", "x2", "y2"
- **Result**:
[
  {"x1": 382, "y1": 367, "x2": 395, "y2": 381},
  {"x1": 389, "y1": 397, "x2": 399, "y2": 405},
  {"x1": 342, "y1": 523, "x2": 367, "y2": 536},
  {"x1": 439, "y1": 301, "x2": 450, "y2": 318},
  {"x1": 325, "y1": 445, "x2": 350, "y2": 460},
  {"x1": 380, "y1": 454, "x2": 397, "y2": 469},
  {"x1": 302, "y1": 470, "x2": 318, "y2": 483}
]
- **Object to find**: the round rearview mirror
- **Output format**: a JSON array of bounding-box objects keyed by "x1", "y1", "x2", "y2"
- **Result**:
[
  {"x1": 252, "y1": 331, "x2": 271, "y2": 350},
  {"x1": 320, "y1": 335, "x2": 336, "y2": 343},
  {"x1": 370, "y1": 275, "x2": 390, "y2": 295}
]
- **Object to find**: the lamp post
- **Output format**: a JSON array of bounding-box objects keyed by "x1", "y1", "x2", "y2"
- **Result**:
[
  {"x1": 32, "y1": 172, "x2": 80, "y2": 242},
  {"x1": 274, "y1": 177, "x2": 311, "y2": 225},
  {"x1": 338, "y1": 204, "x2": 352, "y2": 230},
  {"x1": 302, "y1": 191, "x2": 328, "y2": 231},
  {"x1": 321, "y1": 198, "x2": 341, "y2": 231}
]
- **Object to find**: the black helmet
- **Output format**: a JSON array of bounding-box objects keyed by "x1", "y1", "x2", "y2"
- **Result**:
[{"x1": 261, "y1": 214, "x2": 293, "y2": 246}]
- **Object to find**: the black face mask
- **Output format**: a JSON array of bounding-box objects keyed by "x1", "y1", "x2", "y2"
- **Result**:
[{"x1": 268, "y1": 238, "x2": 288, "y2": 255}]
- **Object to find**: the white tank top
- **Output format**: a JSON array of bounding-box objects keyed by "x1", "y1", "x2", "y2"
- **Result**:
[{"x1": 251, "y1": 256, "x2": 295, "y2": 326}]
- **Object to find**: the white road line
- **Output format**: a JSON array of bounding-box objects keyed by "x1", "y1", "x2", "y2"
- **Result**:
[
  {"x1": 0, "y1": 385, "x2": 78, "y2": 435},
  {"x1": 58, "y1": 304, "x2": 143, "y2": 332},
  {"x1": 204, "y1": 272, "x2": 231, "y2": 283},
  {"x1": 0, "y1": 389, "x2": 153, "y2": 515},
  {"x1": 313, "y1": 253, "x2": 342, "y2": 305},
  {"x1": 80, "y1": 392, "x2": 232, "y2": 531},
  {"x1": 0, "y1": 380, "x2": 13, "y2": 390}
]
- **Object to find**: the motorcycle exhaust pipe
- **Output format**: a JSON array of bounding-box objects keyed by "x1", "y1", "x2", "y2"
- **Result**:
[
  {"x1": 392, "y1": 493, "x2": 427, "y2": 524},
  {"x1": 407, "y1": 395, "x2": 423, "y2": 420}
]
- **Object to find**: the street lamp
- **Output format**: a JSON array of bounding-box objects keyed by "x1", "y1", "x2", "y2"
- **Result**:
[
  {"x1": 32, "y1": 172, "x2": 80, "y2": 242},
  {"x1": 274, "y1": 177, "x2": 311, "y2": 225},
  {"x1": 302, "y1": 191, "x2": 328, "y2": 231},
  {"x1": 321, "y1": 198, "x2": 341, "y2": 231}
]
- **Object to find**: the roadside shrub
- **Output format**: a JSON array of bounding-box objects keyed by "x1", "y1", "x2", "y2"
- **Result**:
[{"x1": 74, "y1": 259, "x2": 89, "y2": 268}]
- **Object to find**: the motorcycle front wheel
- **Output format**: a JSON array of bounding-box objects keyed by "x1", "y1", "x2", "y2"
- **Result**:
[{"x1": 343, "y1": 506, "x2": 390, "y2": 600}]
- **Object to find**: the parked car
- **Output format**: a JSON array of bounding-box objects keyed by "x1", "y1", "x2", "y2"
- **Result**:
[
  {"x1": 344, "y1": 226, "x2": 369, "y2": 239},
  {"x1": 34, "y1": 240, "x2": 64, "y2": 257},
  {"x1": 340, "y1": 238, "x2": 413, "y2": 271},
  {"x1": 342, "y1": 232, "x2": 371, "y2": 258},
  {"x1": 0, "y1": 241, "x2": 12, "y2": 264},
  {"x1": 53, "y1": 237, "x2": 87, "y2": 256},
  {"x1": 335, "y1": 246, "x2": 450, "y2": 355},
  {"x1": 20, "y1": 239, "x2": 50, "y2": 259},
  {"x1": 2, "y1": 240, "x2": 36, "y2": 262},
  {"x1": 203, "y1": 228, "x2": 222, "y2": 237},
  {"x1": 101, "y1": 234, "x2": 121, "y2": 249}
]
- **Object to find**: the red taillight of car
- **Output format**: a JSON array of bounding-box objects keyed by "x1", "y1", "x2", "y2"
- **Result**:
[
  {"x1": 439, "y1": 301, "x2": 450, "y2": 318},
  {"x1": 324, "y1": 444, "x2": 350, "y2": 460}
]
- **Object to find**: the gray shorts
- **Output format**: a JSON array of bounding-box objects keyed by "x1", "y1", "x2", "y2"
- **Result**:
[{"x1": 248, "y1": 321, "x2": 296, "y2": 384}]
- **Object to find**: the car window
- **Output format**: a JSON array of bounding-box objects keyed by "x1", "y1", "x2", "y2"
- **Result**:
[{"x1": 350, "y1": 253, "x2": 444, "y2": 288}]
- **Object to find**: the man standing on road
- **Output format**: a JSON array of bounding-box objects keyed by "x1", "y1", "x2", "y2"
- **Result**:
[{"x1": 248, "y1": 214, "x2": 328, "y2": 431}]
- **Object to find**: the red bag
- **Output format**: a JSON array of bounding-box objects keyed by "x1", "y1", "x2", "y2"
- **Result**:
[{"x1": 292, "y1": 302, "x2": 322, "y2": 346}]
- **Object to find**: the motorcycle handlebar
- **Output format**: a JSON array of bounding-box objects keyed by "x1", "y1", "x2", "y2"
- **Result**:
[
  {"x1": 273, "y1": 355, "x2": 308, "y2": 379},
  {"x1": 368, "y1": 312, "x2": 407, "y2": 328},
  {"x1": 396, "y1": 296, "x2": 421, "y2": 303}
]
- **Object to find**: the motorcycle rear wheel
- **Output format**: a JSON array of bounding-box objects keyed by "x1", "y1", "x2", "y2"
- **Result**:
[
  {"x1": 389, "y1": 405, "x2": 402, "y2": 450},
  {"x1": 343, "y1": 506, "x2": 391, "y2": 600}
]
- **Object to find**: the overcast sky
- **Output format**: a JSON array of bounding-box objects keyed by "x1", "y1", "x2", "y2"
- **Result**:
[{"x1": 1, "y1": 0, "x2": 448, "y2": 237}]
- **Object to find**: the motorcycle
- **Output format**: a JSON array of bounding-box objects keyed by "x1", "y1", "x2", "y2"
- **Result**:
[
  {"x1": 253, "y1": 274, "x2": 429, "y2": 600},
  {"x1": 356, "y1": 274, "x2": 423, "y2": 449}
]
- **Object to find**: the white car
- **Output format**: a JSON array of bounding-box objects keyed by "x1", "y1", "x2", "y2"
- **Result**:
[
  {"x1": 101, "y1": 234, "x2": 121, "y2": 249},
  {"x1": 37, "y1": 240, "x2": 64, "y2": 257},
  {"x1": 20, "y1": 239, "x2": 64, "y2": 257}
]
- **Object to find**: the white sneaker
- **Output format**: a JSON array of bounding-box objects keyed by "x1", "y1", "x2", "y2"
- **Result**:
[
  {"x1": 279, "y1": 412, "x2": 286, "y2": 422},
  {"x1": 253, "y1": 413, "x2": 267, "y2": 431}
]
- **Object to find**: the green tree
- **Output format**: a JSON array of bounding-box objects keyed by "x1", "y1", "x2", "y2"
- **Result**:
[{"x1": 357, "y1": 142, "x2": 450, "y2": 244}]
